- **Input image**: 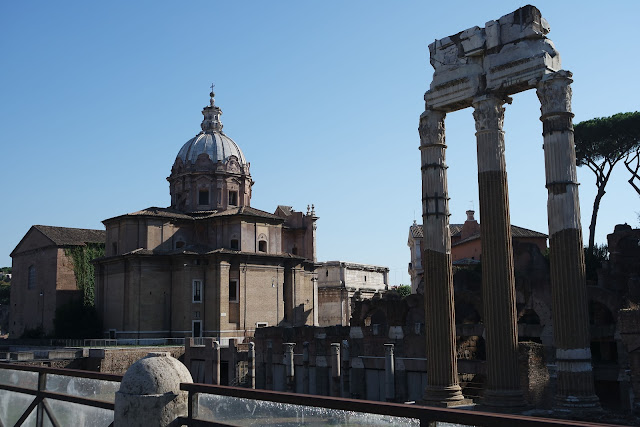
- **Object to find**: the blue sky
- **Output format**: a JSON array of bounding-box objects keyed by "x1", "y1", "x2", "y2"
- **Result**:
[{"x1": 1, "y1": 1, "x2": 639, "y2": 286}]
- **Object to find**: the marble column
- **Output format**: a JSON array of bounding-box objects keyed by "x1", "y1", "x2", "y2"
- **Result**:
[
  {"x1": 384, "y1": 343, "x2": 395, "y2": 402},
  {"x1": 472, "y1": 95, "x2": 525, "y2": 408},
  {"x1": 536, "y1": 71, "x2": 600, "y2": 409},
  {"x1": 284, "y1": 343, "x2": 296, "y2": 392},
  {"x1": 419, "y1": 109, "x2": 469, "y2": 407},
  {"x1": 330, "y1": 343, "x2": 341, "y2": 397}
]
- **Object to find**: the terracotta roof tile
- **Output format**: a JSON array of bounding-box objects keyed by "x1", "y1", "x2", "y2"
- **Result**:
[
  {"x1": 411, "y1": 223, "x2": 547, "y2": 241},
  {"x1": 33, "y1": 225, "x2": 105, "y2": 246}
]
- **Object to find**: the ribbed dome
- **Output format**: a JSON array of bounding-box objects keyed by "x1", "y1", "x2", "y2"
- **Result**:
[
  {"x1": 177, "y1": 132, "x2": 246, "y2": 165},
  {"x1": 175, "y1": 89, "x2": 247, "y2": 166}
]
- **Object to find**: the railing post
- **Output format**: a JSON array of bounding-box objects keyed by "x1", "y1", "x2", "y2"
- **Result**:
[
  {"x1": 187, "y1": 389, "x2": 199, "y2": 421},
  {"x1": 36, "y1": 371, "x2": 46, "y2": 427}
]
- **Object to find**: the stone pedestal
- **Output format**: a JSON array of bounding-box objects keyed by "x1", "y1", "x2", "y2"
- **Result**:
[
  {"x1": 472, "y1": 95, "x2": 525, "y2": 408},
  {"x1": 537, "y1": 71, "x2": 599, "y2": 409},
  {"x1": 114, "y1": 352, "x2": 193, "y2": 427},
  {"x1": 419, "y1": 109, "x2": 470, "y2": 407}
]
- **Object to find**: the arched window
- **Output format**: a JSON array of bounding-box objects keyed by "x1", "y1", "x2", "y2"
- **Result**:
[
  {"x1": 28, "y1": 265, "x2": 36, "y2": 289},
  {"x1": 228, "y1": 190, "x2": 238, "y2": 206},
  {"x1": 198, "y1": 189, "x2": 209, "y2": 205}
]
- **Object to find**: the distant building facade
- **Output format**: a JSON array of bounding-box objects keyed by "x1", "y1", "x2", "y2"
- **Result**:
[
  {"x1": 9, "y1": 225, "x2": 105, "y2": 337},
  {"x1": 94, "y1": 91, "x2": 318, "y2": 343},
  {"x1": 316, "y1": 261, "x2": 389, "y2": 326},
  {"x1": 408, "y1": 210, "x2": 548, "y2": 293}
]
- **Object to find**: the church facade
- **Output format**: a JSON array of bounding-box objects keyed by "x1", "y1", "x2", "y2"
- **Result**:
[{"x1": 94, "y1": 91, "x2": 318, "y2": 343}]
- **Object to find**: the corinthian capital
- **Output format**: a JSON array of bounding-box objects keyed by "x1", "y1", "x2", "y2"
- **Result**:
[
  {"x1": 472, "y1": 96, "x2": 508, "y2": 133},
  {"x1": 537, "y1": 70, "x2": 573, "y2": 117},
  {"x1": 419, "y1": 110, "x2": 446, "y2": 146}
]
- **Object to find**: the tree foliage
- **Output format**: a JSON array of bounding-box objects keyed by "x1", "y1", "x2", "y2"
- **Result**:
[
  {"x1": 396, "y1": 285, "x2": 411, "y2": 298},
  {"x1": 64, "y1": 243, "x2": 105, "y2": 306},
  {"x1": 584, "y1": 244, "x2": 608, "y2": 282},
  {"x1": 0, "y1": 282, "x2": 10, "y2": 305},
  {"x1": 574, "y1": 112, "x2": 640, "y2": 252}
]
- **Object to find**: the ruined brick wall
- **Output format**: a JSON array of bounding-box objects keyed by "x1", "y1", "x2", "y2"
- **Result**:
[
  {"x1": 518, "y1": 341, "x2": 551, "y2": 407},
  {"x1": 92, "y1": 347, "x2": 185, "y2": 374}
]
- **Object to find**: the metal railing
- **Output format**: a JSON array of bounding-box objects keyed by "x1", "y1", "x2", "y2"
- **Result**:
[
  {"x1": 0, "y1": 363, "x2": 624, "y2": 427},
  {"x1": 0, "y1": 362, "x2": 122, "y2": 427},
  {"x1": 84, "y1": 337, "x2": 187, "y2": 347},
  {"x1": 177, "y1": 383, "x2": 622, "y2": 427}
]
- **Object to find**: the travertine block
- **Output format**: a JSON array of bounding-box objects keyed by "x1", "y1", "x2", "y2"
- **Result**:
[{"x1": 425, "y1": 5, "x2": 560, "y2": 111}]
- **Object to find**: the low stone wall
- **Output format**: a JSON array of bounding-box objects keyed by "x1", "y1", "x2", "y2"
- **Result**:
[{"x1": 88, "y1": 347, "x2": 185, "y2": 374}]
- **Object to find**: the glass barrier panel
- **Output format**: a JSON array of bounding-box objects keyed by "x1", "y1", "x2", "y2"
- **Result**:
[
  {"x1": 0, "y1": 368, "x2": 38, "y2": 389},
  {"x1": 45, "y1": 398, "x2": 114, "y2": 427},
  {"x1": 197, "y1": 393, "x2": 420, "y2": 426},
  {"x1": 0, "y1": 389, "x2": 37, "y2": 426},
  {"x1": 45, "y1": 374, "x2": 120, "y2": 403}
]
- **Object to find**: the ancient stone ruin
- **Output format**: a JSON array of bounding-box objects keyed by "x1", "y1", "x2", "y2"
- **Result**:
[{"x1": 419, "y1": 5, "x2": 598, "y2": 409}]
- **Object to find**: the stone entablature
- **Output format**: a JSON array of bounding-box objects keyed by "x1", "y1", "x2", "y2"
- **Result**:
[{"x1": 425, "y1": 5, "x2": 560, "y2": 112}]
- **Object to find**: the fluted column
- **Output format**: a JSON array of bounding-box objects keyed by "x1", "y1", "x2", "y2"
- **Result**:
[
  {"x1": 537, "y1": 71, "x2": 600, "y2": 409},
  {"x1": 419, "y1": 109, "x2": 468, "y2": 407},
  {"x1": 473, "y1": 95, "x2": 525, "y2": 408}
]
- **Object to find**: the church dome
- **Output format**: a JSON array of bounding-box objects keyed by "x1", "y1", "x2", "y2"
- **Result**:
[
  {"x1": 175, "y1": 89, "x2": 247, "y2": 166},
  {"x1": 177, "y1": 132, "x2": 246, "y2": 165}
]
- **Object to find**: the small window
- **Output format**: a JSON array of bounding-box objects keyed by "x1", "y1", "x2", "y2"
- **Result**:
[
  {"x1": 364, "y1": 276, "x2": 367, "y2": 282},
  {"x1": 326, "y1": 270, "x2": 328, "y2": 277},
  {"x1": 192, "y1": 280, "x2": 202, "y2": 303},
  {"x1": 258, "y1": 240, "x2": 267, "y2": 253},
  {"x1": 28, "y1": 265, "x2": 36, "y2": 289},
  {"x1": 229, "y1": 279, "x2": 238, "y2": 302},
  {"x1": 112, "y1": 242, "x2": 118, "y2": 255},
  {"x1": 230, "y1": 239, "x2": 239, "y2": 250},
  {"x1": 256, "y1": 322, "x2": 268, "y2": 328},
  {"x1": 229, "y1": 191, "x2": 238, "y2": 206},
  {"x1": 199, "y1": 189, "x2": 209, "y2": 206},
  {"x1": 291, "y1": 247, "x2": 298, "y2": 255},
  {"x1": 194, "y1": 311, "x2": 200, "y2": 319},
  {"x1": 192, "y1": 320, "x2": 202, "y2": 338}
]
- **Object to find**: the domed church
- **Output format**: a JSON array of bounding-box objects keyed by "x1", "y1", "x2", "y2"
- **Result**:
[{"x1": 94, "y1": 91, "x2": 319, "y2": 342}]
